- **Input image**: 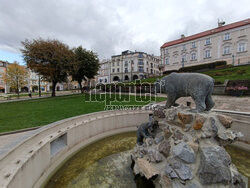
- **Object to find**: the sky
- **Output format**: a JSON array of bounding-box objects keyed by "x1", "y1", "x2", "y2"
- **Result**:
[{"x1": 0, "y1": 0, "x2": 249, "y2": 64}]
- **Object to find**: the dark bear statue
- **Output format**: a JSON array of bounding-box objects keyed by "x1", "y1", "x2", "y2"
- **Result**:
[
  {"x1": 152, "y1": 72, "x2": 215, "y2": 112},
  {"x1": 137, "y1": 118, "x2": 158, "y2": 145}
]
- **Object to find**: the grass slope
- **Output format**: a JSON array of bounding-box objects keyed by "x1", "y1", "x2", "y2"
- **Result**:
[
  {"x1": 138, "y1": 65, "x2": 250, "y2": 84},
  {"x1": 203, "y1": 65, "x2": 250, "y2": 84},
  {"x1": 0, "y1": 94, "x2": 165, "y2": 133}
]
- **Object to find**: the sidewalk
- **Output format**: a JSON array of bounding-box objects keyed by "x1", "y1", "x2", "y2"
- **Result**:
[{"x1": 0, "y1": 90, "x2": 81, "y2": 103}]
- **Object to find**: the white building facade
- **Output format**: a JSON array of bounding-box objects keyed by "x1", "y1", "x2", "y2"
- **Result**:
[
  {"x1": 111, "y1": 50, "x2": 160, "y2": 82},
  {"x1": 97, "y1": 59, "x2": 111, "y2": 84},
  {"x1": 161, "y1": 18, "x2": 250, "y2": 71}
]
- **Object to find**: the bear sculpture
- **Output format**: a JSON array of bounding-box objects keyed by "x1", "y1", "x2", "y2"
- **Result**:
[{"x1": 153, "y1": 72, "x2": 215, "y2": 112}]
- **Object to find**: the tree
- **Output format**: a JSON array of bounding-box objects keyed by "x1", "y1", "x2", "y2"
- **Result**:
[
  {"x1": 70, "y1": 46, "x2": 99, "y2": 93},
  {"x1": 4, "y1": 62, "x2": 28, "y2": 98},
  {"x1": 21, "y1": 38, "x2": 74, "y2": 97}
]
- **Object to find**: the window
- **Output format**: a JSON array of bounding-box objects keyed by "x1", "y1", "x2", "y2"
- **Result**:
[
  {"x1": 191, "y1": 53, "x2": 197, "y2": 60},
  {"x1": 191, "y1": 42, "x2": 196, "y2": 48},
  {"x1": 205, "y1": 38, "x2": 211, "y2": 45},
  {"x1": 238, "y1": 43, "x2": 246, "y2": 52},
  {"x1": 205, "y1": 50, "x2": 211, "y2": 58},
  {"x1": 223, "y1": 46, "x2": 230, "y2": 55},
  {"x1": 146, "y1": 68, "x2": 149, "y2": 72},
  {"x1": 125, "y1": 68, "x2": 128, "y2": 73},
  {"x1": 112, "y1": 68, "x2": 115, "y2": 73},
  {"x1": 165, "y1": 49, "x2": 168, "y2": 54},
  {"x1": 183, "y1": 44, "x2": 186, "y2": 50},
  {"x1": 165, "y1": 58, "x2": 169, "y2": 65},
  {"x1": 124, "y1": 61, "x2": 128, "y2": 67},
  {"x1": 112, "y1": 62, "x2": 115, "y2": 66},
  {"x1": 138, "y1": 67, "x2": 144, "y2": 72},
  {"x1": 138, "y1": 59, "x2": 144, "y2": 65},
  {"x1": 117, "y1": 68, "x2": 120, "y2": 72},
  {"x1": 224, "y1": 33, "x2": 230, "y2": 40},
  {"x1": 117, "y1": 62, "x2": 119, "y2": 66},
  {"x1": 138, "y1": 53, "x2": 143, "y2": 58},
  {"x1": 181, "y1": 55, "x2": 186, "y2": 62}
]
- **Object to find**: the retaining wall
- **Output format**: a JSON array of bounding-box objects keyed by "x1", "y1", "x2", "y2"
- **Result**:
[{"x1": 0, "y1": 110, "x2": 151, "y2": 188}]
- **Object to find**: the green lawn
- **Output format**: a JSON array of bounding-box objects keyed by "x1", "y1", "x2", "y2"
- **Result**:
[{"x1": 0, "y1": 94, "x2": 165, "y2": 133}]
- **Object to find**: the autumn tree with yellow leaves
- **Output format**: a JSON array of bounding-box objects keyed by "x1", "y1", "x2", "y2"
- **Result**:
[{"x1": 4, "y1": 62, "x2": 28, "y2": 98}]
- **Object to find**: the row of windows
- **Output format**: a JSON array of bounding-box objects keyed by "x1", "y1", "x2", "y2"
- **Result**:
[
  {"x1": 112, "y1": 67, "x2": 157, "y2": 73},
  {"x1": 112, "y1": 59, "x2": 158, "y2": 67},
  {"x1": 165, "y1": 33, "x2": 232, "y2": 54},
  {"x1": 165, "y1": 42, "x2": 247, "y2": 64},
  {"x1": 99, "y1": 78, "x2": 108, "y2": 83}
]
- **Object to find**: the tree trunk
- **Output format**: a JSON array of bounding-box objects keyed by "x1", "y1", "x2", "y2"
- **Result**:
[
  {"x1": 52, "y1": 81, "x2": 57, "y2": 97},
  {"x1": 78, "y1": 81, "x2": 83, "y2": 94},
  {"x1": 17, "y1": 81, "x2": 19, "y2": 99}
]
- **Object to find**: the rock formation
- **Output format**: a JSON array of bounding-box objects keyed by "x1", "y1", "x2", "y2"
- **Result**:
[{"x1": 131, "y1": 105, "x2": 246, "y2": 188}]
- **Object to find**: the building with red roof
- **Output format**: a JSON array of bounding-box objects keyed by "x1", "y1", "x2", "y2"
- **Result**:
[{"x1": 160, "y1": 18, "x2": 250, "y2": 71}]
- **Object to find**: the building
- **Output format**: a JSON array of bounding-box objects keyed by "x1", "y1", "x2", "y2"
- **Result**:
[
  {"x1": 27, "y1": 70, "x2": 51, "y2": 92},
  {"x1": 0, "y1": 61, "x2": 8, "y2": 93},
  {"x1": 97, "y1": 59, "x2": 111, "y2": 84},
  {"x1": 111, "y1": 50, "x2": 161, "y2": 82},
  {"x1": 161, "y1": 18, "x2": 250, "y2": 71}
]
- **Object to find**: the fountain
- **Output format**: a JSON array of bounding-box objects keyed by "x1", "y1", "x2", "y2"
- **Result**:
[{"x1": 44, "y1": 107, "x2": 249, "y2": 188}]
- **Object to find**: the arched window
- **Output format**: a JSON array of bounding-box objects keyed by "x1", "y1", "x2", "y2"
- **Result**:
[{"x1": 191, "y1": 53, "x2": 197, "y2": 60}]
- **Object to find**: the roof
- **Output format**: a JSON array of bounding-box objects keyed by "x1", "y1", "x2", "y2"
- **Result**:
[{"x1": 161, "y1": 18, "x2": 250, "y2": 49}]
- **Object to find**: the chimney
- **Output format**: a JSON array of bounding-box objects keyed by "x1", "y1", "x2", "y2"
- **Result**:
[
  {"x1": 218, "y1": 20, "x2": 225, "y2": 27},
  {"x1": 181, "y1": 34, "x2": 185, "y2": 39}
]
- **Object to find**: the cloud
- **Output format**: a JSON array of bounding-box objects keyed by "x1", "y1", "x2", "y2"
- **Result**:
[{"x1": 0, "y1": 0, "x2": 249, "y2": 61}]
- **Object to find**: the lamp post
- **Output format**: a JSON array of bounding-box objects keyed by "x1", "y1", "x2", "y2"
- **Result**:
[
  {"x1": 182, "y1": 58, "x2": 184, "y2": 68},
  {"x1": 38, "y1": 74, "x2": 41, "y2": 97},
  {"x1": 232, "y1": 54, "x2": 235, "y2": 66}
]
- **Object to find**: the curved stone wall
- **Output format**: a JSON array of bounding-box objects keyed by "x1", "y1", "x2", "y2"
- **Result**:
[{"x1": 0, "y1": 110, "x2": 151, "y2": 188}]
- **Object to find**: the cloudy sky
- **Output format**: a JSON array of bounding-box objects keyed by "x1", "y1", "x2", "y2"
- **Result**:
[{"x1": 0, "y1": 0, "x2": 249, "y2": 64}]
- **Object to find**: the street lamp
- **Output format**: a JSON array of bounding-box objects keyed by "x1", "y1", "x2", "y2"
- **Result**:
[
  {"x1": 182, "y1": 58, "x2": 184, "y2": 68},
  {"x1": 232, "y1": 54, "x2": 235, "y2": 66}
]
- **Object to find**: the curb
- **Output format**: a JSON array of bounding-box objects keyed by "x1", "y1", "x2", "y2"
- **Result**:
[{"x1": 0, "y1": 126, "x2": 41, "y2": 136}]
